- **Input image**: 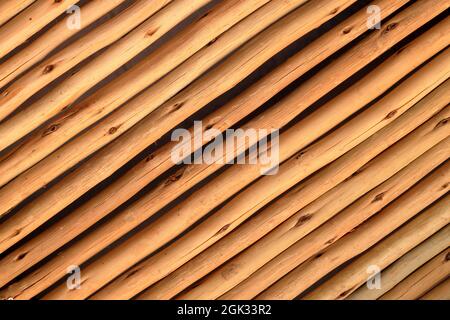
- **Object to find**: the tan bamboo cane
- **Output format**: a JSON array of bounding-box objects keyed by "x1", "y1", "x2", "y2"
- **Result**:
[
  {"x1": 165, "y1": 107, "x2": 450, "y2": 300},
  {"x1": 0, "y1": 1, "x2": 35, "y2": 26},
  {"x1": 0, "y1": 0, "x2": 404, "y2": 286},
  {"x1": 0, "y1": 0, "x2": 228, "y2": 140},
  {"x1": 0, "y1": 0, "x2": 354, "y2": 249},
  {"x1": 348, "y1": 225, "x2": 450, "y2": 300},
  {"x1": 0, "y1": 0, "x2": 80, "y2": 59},
  {"x1": 59, "y1": 51, "x2": 450, "y2": 301},
  {"x1": 0, "y1": 1, "x2": 438, "y2": 247},
  {"x1": 256, "y1": 169, "x2": 450, "y2": 300},
  {"x1": 0, "y1": 0, "x2": 299, "y2": 188},
  {"x1": 303, "y1": 206, "x2": 450, "y2": 300},
  {"x1": 379, "y1": 248, "x2": 450, "y2": 300},
  {"x1": 0, "y1": 0, "x2": 126, "y2": 90},
  {"x1": 1, "y1": 17, "x2": 446, "y2": 299},
  {"x1": 420, "y1": 278, "x2": 450, "y2": 300}
]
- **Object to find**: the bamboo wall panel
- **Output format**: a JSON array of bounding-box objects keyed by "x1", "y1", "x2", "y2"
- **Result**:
[{"x1": 0, "y1": 0, "x2": 448, "y2": 301}]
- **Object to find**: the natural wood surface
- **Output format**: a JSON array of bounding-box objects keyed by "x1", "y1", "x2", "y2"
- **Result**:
[
  {"x1": 379, "y1": 248, "x2": 450, "y2": 300},
  {"x1": 256, "y1": 169, "x2": 450, "y2": 299},
  {"x1": 0, "y1": 0, "x2": 36, "y2": 26},
  {"x1": 0, "y1": 0, "x2": 351, "y2": 253},
  {"x1": 0, "y1": 0, "x2": 80, "y2": 59},
  {"x1": 0, "y1": 0, "x2": 448, "y2": 301},
  {"x1": 0, "y1": 0, "x2": 404, "y2": 289},
  {"x1": 348, "y1": 225, "x2": 450, "y2": 300},
  {"x1": 420, "y1": 278, "x2": 450, "y2": 300}
]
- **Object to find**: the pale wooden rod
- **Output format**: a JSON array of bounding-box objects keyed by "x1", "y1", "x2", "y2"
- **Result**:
[
  {"x1": 379, "y1": 248, "x2": 450, "y2": 300},
  {"x1": 147, "y1": 91, "x2": 450, "y2": 300},
  {"x1": 420, "y1": 278, "x2": 450, "y2": 300},
  {"x1": 303, "y1": 205, "x2": 450, "y2": 299},
  {"x1": 0, "y1": 0, "x2": 434, "y2": 248},
  {"x1": 348, "y1": 225, "x2": 450, "y2": 300},
  {"x1": 0, "y1": 6, "x2": 444, "y2": 298},
  {"x1": 0, "y1": 0, "x2": 80, "y2": 59},
  {"x1": 0, "y1": 0, "x2": 404, "y2": 283},
  {"x1": 0, "y1": 0, "x2": 221, "y2": 140},
  {"x1": 0, "y1": 0, "x2": 36, "y2": 26},
  {"x1": 48, "y1": 48, "x2": 450, "y2": 300},
  {"x1": 256, "y1": 172, "x2": 450, "y2": 300},
  {"x1": 0, "y1": 0, "x2": 350, "y2": 250}
]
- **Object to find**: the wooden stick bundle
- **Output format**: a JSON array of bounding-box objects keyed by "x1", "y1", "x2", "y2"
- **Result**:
[
  {"x1": 60, "y1": 51, "x2": 450, "y2": 301},
  {"x1": 0, "y1": 0, "x2": 302, "y2": 187},
  {"x1": 0, "y1": 0, "x2": 353, "y2": 248},
  {"x1": 348, "y1": 225, "x2": 450, "y2": 300},
  {"x1": 379, "y1": 248, "x2": 450, "y2": 300},
  {"x1": 0, "y1": 0, "x2": 80, "y2": 59},
  {"x1": 0, "y1": 0, "x2": 126, "y2": 90},
  {"x1": 0, "y1": 1, "x2": 36, "y2": 26},
  {"x1": 303, "y1": 201, "x2": 450, "y2": 300},
  {"x1": 1, "y1": 18, "x2": 447, "y2": 300},
  {"x1": 0, "y1": 0, "x2": 404, "y2": 285},
  {"x1": 168, "y1": 104, "x2": 450, "y2": 300},
  {"x1": 256, "y1": 168, "x2": 450, "y2": 300},
  {"x1": 420, "y1": 278, "x2": 450, "y2": 300},
  {"x1": 0, "y1": 0, "x2": 228, "y2": 141}
]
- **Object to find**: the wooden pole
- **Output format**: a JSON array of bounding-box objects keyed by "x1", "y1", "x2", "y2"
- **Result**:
[
  {"x1": 0, "y1": 0, "x2": 36, "y2": 26},
  {"x1": 420, "y1": 278, "x2": 450, "y2": 300},
  {"x1": 348, "y1": 225, "x2": 450, "y2": 300},
  {"x1": 379, "y1": 248, "x2": 450, "y2": 300}
]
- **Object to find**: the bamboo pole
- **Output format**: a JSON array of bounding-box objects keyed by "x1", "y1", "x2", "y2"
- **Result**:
[
  {"x1": 169, "y1": 108, "x2": 450, "y2": 300},
  {"x1": 304, "y1": 205, "x2": 450, "y2": 300},
  {"x1": 420, "y1": 278, "x2": 450, "y2": 300},
  {"x1": 0, "y1": 0, "x2": 225, "y2": 139},
  {"x1": 1, "y1": 16, "x2": 446, "y2": 300},
  {"x1": 256, "y1": 169, "x2": 450, "y2": 300},
  {"x1": 1, "y1": 0, "x2": 405, "y2": 188},
  {"x1": 0, "y1": 0, "x2": 355, "y2": 249},
  {"x1": 0, "y1": 0, "x2": 35, "y2": 26},
  {"x1": 0, "y1": 0, "x2": 405, "y2": 285},
  {"x1": 62, "y1": 52, "x2": 450, "y2": 301},
  {"x1": 0, "y1": 0, "x2": 80, "y2": 59},
  {"x1": 379, "y1": 248, "x2": 450, "y2": 300},
  {"x1": 348, "y1": 225, "x2": 450, "y2": 300}
]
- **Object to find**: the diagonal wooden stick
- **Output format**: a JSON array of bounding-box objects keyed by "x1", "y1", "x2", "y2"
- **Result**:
[
  {"x1": 348, "y1": 225, "x2": 450, "y2": 300},
  {"x1": 0, "y1": 1, "x2": 36, "y2": 26},
  {"x1": 379, "y1": 248, "x2": 450, "y2": 300},
  {"x1": 0, "y1": 0, "x2": 80, "y2": 59},
  {"x1": 257, "y1": 172, "x2": 450, "y2": 300},
  {"x1": 420, "y1": 278, "x2": 450, "y2": 300},
  {"x1": 0, "y1": 0, "x2": 126, "y2": 90}
]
